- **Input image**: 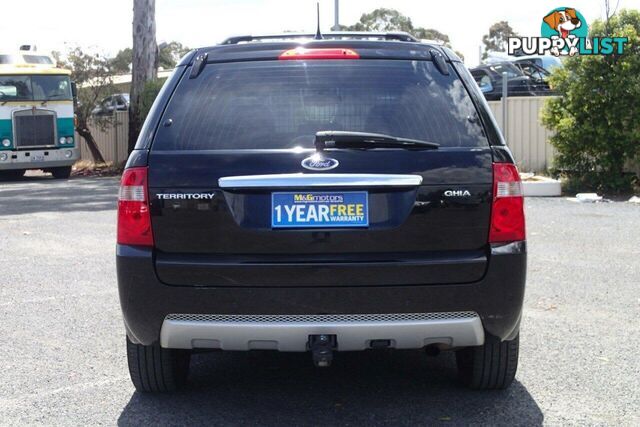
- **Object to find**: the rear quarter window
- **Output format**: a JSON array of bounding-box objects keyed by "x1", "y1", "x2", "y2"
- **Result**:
[{"x1": 153, "y1": 60, "x2": 488, "y2": 150}]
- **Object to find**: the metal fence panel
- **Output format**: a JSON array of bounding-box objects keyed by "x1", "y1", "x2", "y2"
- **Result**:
[
  {"x1": 488, "y1": 96, "x2": 556, "y2": 172},
  {"x1": 76, "y1": 111, "x2": 130, "y2": 166}
]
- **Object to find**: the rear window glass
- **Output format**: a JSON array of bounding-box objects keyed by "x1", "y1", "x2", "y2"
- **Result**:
[
  {"x1": 153, "y1": 60, "x2": 487, "y2": 150},
  {"x1": 489, "y1": 63, "x2": 523, "y2": 78},
  {"x1": 22, "y1": 55, "x2": 53, "y2": 64},
  {"x1": 0, "y1": 55, "x2": 16, "y2": 64}
]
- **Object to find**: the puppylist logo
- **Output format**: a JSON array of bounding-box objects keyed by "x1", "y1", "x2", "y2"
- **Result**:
[{"x1": 508, "y1": 7, "x2": 628, "y2": 57}]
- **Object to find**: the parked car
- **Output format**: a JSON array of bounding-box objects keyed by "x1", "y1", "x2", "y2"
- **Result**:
[
  {"x1": 117, "y1": 32, "x2": 527, "y2": 393},
  {"x1": 470, "y1": 62, "x2": 545, "y2": 100},
  {"x1": 510, "y1": 54, "x2": 563, "y2": 72},
  {"x1": 511, "y1": 60, "x2": 553, "y2": 94},
  {"x1": 91, "y1": 93, "x2": 129, "y2": 116}
]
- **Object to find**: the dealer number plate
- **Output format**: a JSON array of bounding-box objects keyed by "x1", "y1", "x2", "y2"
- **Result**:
[{"x1": 272, "y1": 191, "x2": 369, "y2": 228}]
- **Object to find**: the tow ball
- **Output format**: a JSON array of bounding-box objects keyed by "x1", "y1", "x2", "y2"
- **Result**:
[{"x1": 308, "y1": 334, "x2": 337, "y2": 367}]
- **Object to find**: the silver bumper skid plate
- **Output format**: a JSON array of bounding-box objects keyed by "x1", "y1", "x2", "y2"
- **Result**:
[{"x1": 160, "y1": 312, "x2": 484, "y2": 351}]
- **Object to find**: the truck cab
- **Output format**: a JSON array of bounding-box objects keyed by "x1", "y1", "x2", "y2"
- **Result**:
[{"x1": 0, "y1": 48, "x2": 78, "y2": 179}]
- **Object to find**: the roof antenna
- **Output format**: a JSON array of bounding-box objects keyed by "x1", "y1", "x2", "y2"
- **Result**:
[{"x1": 315, "y1": 2, "x2": 323, "y2": 39}]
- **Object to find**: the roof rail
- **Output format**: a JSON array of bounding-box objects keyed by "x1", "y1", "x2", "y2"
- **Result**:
[{"x1": 220, "y1": 32, "x2": 418, "y2": 45}]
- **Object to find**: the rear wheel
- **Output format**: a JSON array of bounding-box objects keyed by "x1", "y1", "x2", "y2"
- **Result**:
[
  {"x1": 456, "y1": 333, "x2": 519, "y2": 390},
  {"x1": 51, "y1": 166, "x2": 72, "y2": 179},
  {"x1": 0, "y1": 169, "x2": 25, "y2": 180},
  {"x1": 126, "y1": 337, "x2": 191, "y2": 393}
]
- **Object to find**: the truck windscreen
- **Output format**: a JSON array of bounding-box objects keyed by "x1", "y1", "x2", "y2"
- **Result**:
[{"x1": 0, "y1": 75, "x2": 72, "y2": 101}]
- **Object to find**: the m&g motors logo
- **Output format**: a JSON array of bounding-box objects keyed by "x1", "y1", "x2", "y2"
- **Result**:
[
  {"x1": 508, "y1": 7, "x2": 628, "y2": 57},
  {"x1": 293, "y1": 193, "x2": 344, "y2": 203}
]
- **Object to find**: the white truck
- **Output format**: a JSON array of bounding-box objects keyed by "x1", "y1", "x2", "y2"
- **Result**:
[{"x1": 0, "y1": 47, "x2": 78, "y2": 179}]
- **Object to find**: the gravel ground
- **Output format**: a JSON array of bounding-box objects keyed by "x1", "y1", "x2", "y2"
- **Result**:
[{"x1": 0, "y1": 174, "x2": 638, "y2": 426}]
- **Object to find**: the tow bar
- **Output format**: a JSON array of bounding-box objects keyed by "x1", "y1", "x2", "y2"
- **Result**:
[{"x1": 308, "y1": 334, "x2": 336, "y2": 367}]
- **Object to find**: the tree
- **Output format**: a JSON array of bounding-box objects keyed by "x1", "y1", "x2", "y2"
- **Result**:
[
  {"x1": 111, "y1": 48, "x2": 133, "y2": 74},
  {"x1": 129, "y1": 0, "x2": 158, "y2": 153},
  {"x1": 347, "y1": 8, "x2": 413, "y2": 32},
  {"x1": 112, "y1": 42, "x2": 188, "y2": 74},
  {"x1": 159, "y1": 41, "x2": 190, "y2": 69},
  {"x1": 482, "y1": 21, "x2": 518, "y2": 59},
  {"x1": 542, "y1": 9, "x2": 640, "y2": 192},
  {"x1": 59, "y1": 47, "x2": 114, "y2": 164},
  {"x1": 51, "y1": 50, "x2": 64, "y2": 68},
  {"x1": 138, "y1": 79, "x2": 166, "y2": 122},
  {"x1": 344, "y1": 8, "x2": 453, "y2": 47},
  {"x1": 413, "y1": 28, "x2": 450, "y2": 44}
]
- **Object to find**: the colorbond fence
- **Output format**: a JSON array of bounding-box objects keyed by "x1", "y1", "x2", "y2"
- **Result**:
[
  {"x1": 76, "y1": 111, "x2": 129, "y2": 166},
  {"x1": 487, "y1": 96, "x2": 556, "y2": 172}
]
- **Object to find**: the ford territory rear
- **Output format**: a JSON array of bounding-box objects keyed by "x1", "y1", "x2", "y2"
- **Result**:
[{"x1": 116, "y1": 32, "x2": 526, "y2": 392}]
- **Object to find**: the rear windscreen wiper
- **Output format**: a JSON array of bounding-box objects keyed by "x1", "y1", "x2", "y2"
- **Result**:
[{"x1": 314, "y1": 131, "x2": 439, "y2": 151}]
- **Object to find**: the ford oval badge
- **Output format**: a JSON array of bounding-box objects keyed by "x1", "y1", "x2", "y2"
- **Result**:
[{"x1": 301, "y1": 154, "x2": 339, "y2": 171}]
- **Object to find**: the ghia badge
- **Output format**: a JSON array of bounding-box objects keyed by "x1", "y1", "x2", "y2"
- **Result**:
[
  {"x1": 444, "y1": 190, "x2": 471, "y2": 197},
  {"x1": 301, "y1": 154, "x2": 339, "y2": 171}
]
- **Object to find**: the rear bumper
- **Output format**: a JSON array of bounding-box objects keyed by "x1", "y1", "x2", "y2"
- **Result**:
[
  {"x1": 0, "y1": 148, "x2": 79, "y2": 170},
  {"x1": 160, "y1": 312, "x2": 485, "y2": 351},
  {"x1": 117, "y1": 242, "x2": 526, "y2": 347}
]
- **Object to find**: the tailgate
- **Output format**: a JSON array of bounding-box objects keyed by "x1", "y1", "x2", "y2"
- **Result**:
[
  {"x1": 146, "y1": 57, "x2": 494, "y2": 287},
  {"x1": 148, "y1": 149, "x2": 492, "y2": 287}
]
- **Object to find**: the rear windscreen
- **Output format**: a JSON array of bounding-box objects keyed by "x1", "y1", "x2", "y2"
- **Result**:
[{"x1": 153, "y1": 60, "x2": 488, "y2": 150}]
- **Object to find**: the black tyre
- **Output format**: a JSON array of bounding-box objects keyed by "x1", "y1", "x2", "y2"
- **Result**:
[
  {"x1": 456, "y1": 333, "x2": 519, "y2": 390},
  {"x1": 126, "y1": 337, "x2": 191, "y2": 393},
  {"x1": 0, "y1": 169, "x2": 25, "y2": 180},
  {"x1": 51, "y1": 166, "x2": 72, "y2": 179}
]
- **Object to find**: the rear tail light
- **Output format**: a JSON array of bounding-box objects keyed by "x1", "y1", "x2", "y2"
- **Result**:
[
  {"x1": 117, "y1": 167, "x2": 154, "y2": 246},
  {"x1": 489, "y1": 163, "x2": 525, "y2": 243},
  {"x1": 279, "y1": 48, "x2": 360, "y2": 60}
]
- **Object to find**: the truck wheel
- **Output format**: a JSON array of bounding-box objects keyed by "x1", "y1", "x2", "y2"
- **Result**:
[
  {"x1": 0, "y1": 169, "x2": 25, "y2": 180},
  {"x1": 126, "y1": 337, "x2": 191, "y2": 393},
  {"x1": 456, "y1": 333, "x2": 519, "y2": 390},
  {"x1": 51, "y1": 166, "x2": 72, "y2": 179}
]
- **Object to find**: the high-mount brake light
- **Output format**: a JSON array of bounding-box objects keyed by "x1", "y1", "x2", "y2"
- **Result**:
[
  {"x1": 117, "y1": 167, "x2": 154, "y2": 246},
  {"x1": 489, "y1": 163, "x2": 526, "y2": 243},
  {"x1": 278, "y1": 48, "x2": 360, "y2": 60}
]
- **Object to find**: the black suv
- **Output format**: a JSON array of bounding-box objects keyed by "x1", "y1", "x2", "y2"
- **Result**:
[{"x1": 117, "y1": 32, "x2": 526, "y2": 392}]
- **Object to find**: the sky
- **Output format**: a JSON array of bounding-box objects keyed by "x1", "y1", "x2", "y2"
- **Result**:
[{"x1": 1, "y1": 0, "x2": 638, "y2": 67}]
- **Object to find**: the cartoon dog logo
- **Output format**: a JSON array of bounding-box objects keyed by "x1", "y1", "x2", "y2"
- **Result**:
[{"x1": 543, "y1": 8, "x2": 582, "y2": 56}]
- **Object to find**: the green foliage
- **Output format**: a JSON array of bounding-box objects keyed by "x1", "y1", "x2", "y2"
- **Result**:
[
  {"x1": 482, "y1": 21, "x2": 518, "y2": 59},
  {"x1": 413, "y1": 28, "x2": 449, "y2": 43},
  {"x1": 110, "y1": 48, "x2": 132, "y2": 74},
  {"x1": 347, "y1": 8, "x2": 411, "y2": 32},
  {"x1": 58, "y1": 47, "x2": 116, "y2": 128},
  {"x1": 159, "y1": 41, "x2": 191, "y2": 69},
  {"x1": 542, "y1": 9, "x2": 640, "y2": 193},
  {"x1": 139, "y1": 78, "x2": 166, "y2": 122},
  {"x1": 110, "y1": 42, "x2": 190, "y2": 74},
  {"x1": 53, "y1": 47, "x2": 115, "y2": 162},
  {"x1": 344, "y1": 8, "x2": 452, "y2": 46}
]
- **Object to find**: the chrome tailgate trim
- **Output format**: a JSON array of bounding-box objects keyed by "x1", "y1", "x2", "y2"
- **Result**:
[{"x1": 218, "y1": 173, "x2": 423, "y2": 189}]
